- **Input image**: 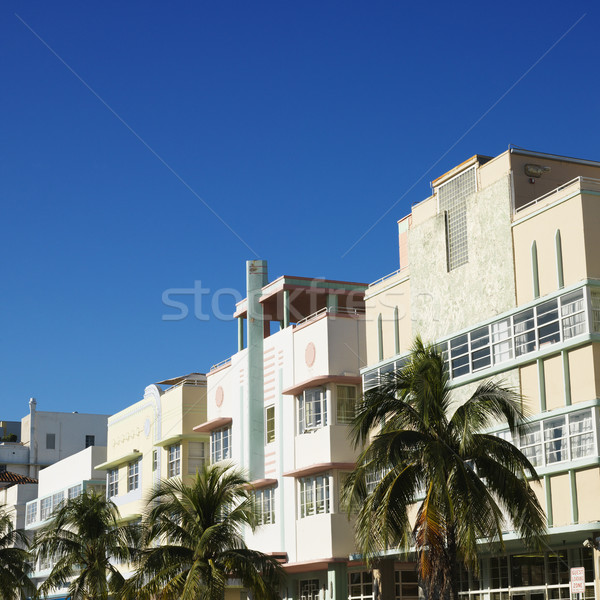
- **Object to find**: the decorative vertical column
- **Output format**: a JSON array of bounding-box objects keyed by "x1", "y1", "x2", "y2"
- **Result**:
[
  {"x1": 327, "y1": 293, "x2": 338, "y2": 312},
  {"x1": 246, "y1": 260, "x2": 268, "y2": 480},
  {"x1": 283, "y1": 289, "x2": 290, "y2": 328},
  {"x1": 237, "y1": 317, "x2": 244, "y2": 352}
]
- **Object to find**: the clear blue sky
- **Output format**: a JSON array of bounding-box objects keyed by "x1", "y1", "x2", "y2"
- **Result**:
[{"x1": 1, "y1": 1, "x2": 596, "y2": 421}]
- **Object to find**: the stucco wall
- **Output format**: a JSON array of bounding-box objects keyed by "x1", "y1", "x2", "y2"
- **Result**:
[{"x1": 408, "y1": 175, "x2": 516, "y2": 343}]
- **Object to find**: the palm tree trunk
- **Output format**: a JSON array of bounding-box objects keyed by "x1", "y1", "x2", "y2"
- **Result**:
[
  {"x1": 373, "y1": 558, "x2": 395, "y2": 600},
  {"x1": 447, "y1": 526, "x2": 460, "y2": 600}
]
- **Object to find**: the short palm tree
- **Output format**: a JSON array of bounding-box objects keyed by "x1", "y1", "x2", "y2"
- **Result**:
[
  {"x1": 344, "y1": 337, "x2": 546, "y2": 600},
  {"x1": 128, "y1": 463, "x2": 284, "y2": 600},
  {"x1": 0, "y1": 505, "x2": 35, "y2": 600},
  {"x1": 33, "y1": 490, "x2": 139, "y2": 600}
]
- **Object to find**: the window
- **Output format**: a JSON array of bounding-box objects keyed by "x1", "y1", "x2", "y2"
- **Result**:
[
  {"x1": 255, "y1": 487, "x2": 275, "y2": 525},
  {"x1": 168, "y1": 444, "x2": 181, "y2": 477},
  {"x1": 52, "y1": 491, "x2": 64, "y2": 510},
  {"x1": 299, "y1": 579, "x2": 320, "y2": 600},
  {"x1": 46, "y1": 433, "x2": 56, "y2": 450},
  {"x1": 337, "y1": 385, "x2": 357, "y2": 424},
  {"x1": 395, "y1": 570, "x2": 419, "y2": 600},
  {"x1": 438, "y1": 166, "x2": 476, "y2": 271},
  {"x1": 211, "y1": 428, "x2": 231, "y2": 463},
  {"x1": 348, "y1": 571, "x2": 373, "y2": 600},
  {"x1": 298, "y1": 387, "x2": 327, "y2": 434},
  {"x1": 265, "y1": 406, "x2": 275, "y2": 444},
  {"x1": 128, "y1": 459, "x2": 140, "y2": 491},
  {"x1": 152, "y1": 449, "x2": 158, "y2": 472},
  {"x1": 85, "y1": 435, "x2": 95, "y2": 448},
  {"x1": 26, "y1": 502, "x2": 37, "y2": 525},
  {"x1": 107, "y1": 469, "x2": 118, "y2": 497},
  {"x1": 188, "y1": 441, "x2": 206, "y2": 474},
  {"x1": 40, "y1": 497, "x2": 52, "y2": 521},
  {"x1": 561, "y1": 289, "x2": 586, "y2": 339},
  {"x1": 498, "y1": 408, "x2": 597, "y2": 468},
  {"x1": 299, "y1": 474, "x2": 330, "y2": 518},
  {"x1": 68, "y1": 484, "x2": 82, "y2": 500}
]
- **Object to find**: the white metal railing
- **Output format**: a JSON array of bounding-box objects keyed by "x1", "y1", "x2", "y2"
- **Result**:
[
  {"x1": 210, "y1": 357, "x2": 232, "y2": 372},
  {"x1": 369, "y1": 268, "x2": 403, "y2": 288},
  {"x1": 294, "y1": 305, "x2": 365, "y2": 328},
  {"x1": 516, "y1": 176, "x2": 600, "y2": 213}
]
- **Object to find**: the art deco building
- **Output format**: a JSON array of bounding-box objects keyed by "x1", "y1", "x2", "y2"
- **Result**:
[{"x1": 362, "y1": 148, "x2": 600, "y2": 600}]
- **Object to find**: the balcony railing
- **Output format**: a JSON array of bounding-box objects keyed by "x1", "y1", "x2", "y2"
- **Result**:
[
  {"x1": 210, "y1": 357, "x2": 232, "y2": 373},
  {"x1": 294, "y1": 306, "x2": 365, "y2": 328},
  {"x1": 516, "y1": 176, "x2": 600, "y2": 213}
]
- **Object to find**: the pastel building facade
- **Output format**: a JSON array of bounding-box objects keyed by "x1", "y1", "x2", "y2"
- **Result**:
[
  {"x1": 195, "y1": 262, "x2": 407, "y2": 599},
  {"x1": 96, "y1": 373, "x2": 208, "y2": 526},
  {"x1": 0, "y1": 399, "x2": 109, "y2": 478},
  {"x1": 24, "y1": 444, "x2": 107, "y2": 595},
  {"x1": 362, "y1": 149, "x2": 600, "y2": 599}
]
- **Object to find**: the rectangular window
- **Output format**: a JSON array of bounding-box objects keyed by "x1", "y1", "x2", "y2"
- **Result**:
[
  {"x1": 52, "y1": 491, "x2": 64, "y2": 510},
  {"x1": 561, "y1": 289, "x2": 585, "y2": 339},
  {"x1": 128, "y1": 459, "x2": 140, "y2": 491},
  {"x1": 211, "y1": 428, "x2": 231, "y2": 463},
  {"x1": 85, "y1": 435, "x2": 95, "y2": 448},
  {"x1": 152, "y1": 449, "x2": 158, "y2": 472},
  {"x1": 299, "y1": 474, "x2": 330, "y2": 518},
  {"x1": 107, "y1": 469, "x2": 118, "y2": 497},
  {"x1": 26, "y1": 502, "x2": 37, "y2": 525},
  {"x1": 168, "y1": 445, "x2": 181, "y2": 477},
  {"x1": 255, "y1": 487, "x2": 275, "y2": 525},
  {"x1": 46, "y1": 433, "x2": 56, "y2": 450},
  {"x1": 498, "y1": 408, "x2": 596, "y2": 468},
  {"x1": 299, "y1": 579, "x2": 320, "y2": 600},
  {"x1": 188, "y1": 441, "x2": 206, "y2": 474},
  {"x1": 68, "y1": 484, "x2": 82, "y2": 500},
  {"x1": 40, "y1": 497, "x2": 52, "y2": 521},
  {"x1": 348, "y1": 571, "x2": 374, "y2": 600},
  {"x1": 336, "y1": 385, "x2": 357, "y2": 424},
  {"x1": 298, "y1": 388, "x2": 327, "y2": 434},
  {"x1": 265, "y1": 406, "x2": 275, "y2": 444},
  {"x1": 395, "y1": 570, "x2": 419, "y2": 600}
]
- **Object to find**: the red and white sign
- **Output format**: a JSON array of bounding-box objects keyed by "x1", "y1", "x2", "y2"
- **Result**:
[{"x1": 570, "y1": 567, "x2": 586, "y2": 594}]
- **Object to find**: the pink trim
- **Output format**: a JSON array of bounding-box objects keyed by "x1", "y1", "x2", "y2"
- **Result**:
[
  {"x1": 283, "y1": 462, "x2": 356, "y2": 478},
  {"x1": 282, "y1": 375, "x2": 361, "y2": 396},
  {"x1": 193, "y1": 416, "x2": 232, "y2": 433}
]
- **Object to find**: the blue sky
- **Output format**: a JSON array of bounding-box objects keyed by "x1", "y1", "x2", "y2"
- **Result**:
[{"x1": 1, "y1": 1, "x2": 597, "y2": 421}]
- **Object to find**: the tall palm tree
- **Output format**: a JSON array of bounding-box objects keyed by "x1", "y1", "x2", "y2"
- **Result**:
[
  {"x1": 128, "y1": 463, "x2": 284, "y2": 600},
  {"x1": 0, "y1": 505, "x2": 35, "y2": 600},
  {"x1": 33, "y1": 491, "x2": 139, "y2": 600},
  {"x1": 343, "y1": 337, "x2": 546, "y2": 600}
]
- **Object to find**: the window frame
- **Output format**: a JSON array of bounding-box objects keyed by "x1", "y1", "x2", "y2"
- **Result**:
[
  {"x1": 107, "y1": 468, "x2": 119, "y2": 497},
  {"x1": 128, "y1": 459, "x2": 140, "y2": 491},
  {"x1": 265, "y1": 405, "x2": 275, "y2": 444},
  {"x1": 298, "y1": 387, "x2": 327, "y2": 434},
  {"x1": 168, "y1": 444, "x2": 181, "y2": 478},
  {"x1": 255, "y1": 486, "x2": 276, "y2": 525},
  {"x1": 336, "y1": 385, "x2": 357, "y2": 425},
  {"x1": 299, "y1": 473, "x2": 330, "y2": 518},
  {"x1": 211, "y1": 427, "x2": 231, "y2": 463}
]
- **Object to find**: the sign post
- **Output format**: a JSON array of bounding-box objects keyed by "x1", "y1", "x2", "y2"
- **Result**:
[{"x1": 570, "y1": 566, "x2": 585, "y2": 599}]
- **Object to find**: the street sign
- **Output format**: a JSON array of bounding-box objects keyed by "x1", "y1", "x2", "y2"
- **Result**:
[{"x1": 570, "y1": 566, "x2": 586, "y2": 594}]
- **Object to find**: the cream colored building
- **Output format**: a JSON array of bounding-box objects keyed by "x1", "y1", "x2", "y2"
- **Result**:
[
  {"x1": 362, "y1": 148, "x2": 600, "y2": 599},
  {"x1": 96, "y1": 373, "x2": 208, "y2": 526}
]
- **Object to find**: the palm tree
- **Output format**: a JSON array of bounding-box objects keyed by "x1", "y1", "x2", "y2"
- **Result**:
[
  {"x1": 128, "y1": 463, "x2": 284, "y2": 600},
  {"x1": 33, "y1": 490, "x2": 139, "y2": 600},
  {"x1": 343, "y1": 337, "x2": 546, "y2": 600},
  {"x1": 0, "y1": 505, "x2": 35, "y2": 600}
]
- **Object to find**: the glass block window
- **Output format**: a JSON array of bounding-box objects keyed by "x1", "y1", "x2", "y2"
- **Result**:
[
  {"x1": 438, "y1": 166, "x2": 476, "y2": 271},
  {"x1": 188, "y1": 441, "x2": 206, "y2": 474},
  {"x1": 107, "y1": 468, "x2": 118, "y2": 497},
  {"x1": 348, "y1": 571, "x2": 373, "y2": 600},
  {"x1": 255, "y1": 486, "x2": 275, "y2": 525},
  {"x1": 336, "y1": 385, "x2": 357, "y2": 424},
  {"x1": 265, "y1": 406, "x2": 275, "y2": 444},
  {"x1": 299, "y1": 474, "x2": 330, "y2": 518},
  {"x1": 25, "y1": 502, "x2": 37, "y2": 525},
  {"x1": 128, "y1": 459, "x2": 140, "y2": 491},
  {"x1": 68, "y1": 484, "x2": 82, "y2": 500},
  {"x1": 211, "y1": 428, "x2": 231, "y2": 463},
  {"x1": 299, "y1": 579, "x2": 320, "y2": 600},
  {"x1": 168, "y1": 444, "x2": 181, "y2": 477},
  {"x1": 298, "y1": 387, "x2": 327, "y2": 434}
]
